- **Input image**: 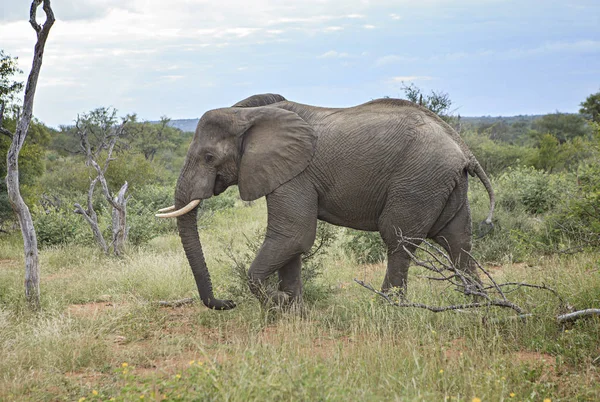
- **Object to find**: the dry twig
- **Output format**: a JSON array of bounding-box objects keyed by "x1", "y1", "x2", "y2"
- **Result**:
[
  {"x1": 158, "y1": 298, "x2": 196, "y2": 307},
  {"x1": 355, "y1": 233, "x2": 571, "y2": 320}
]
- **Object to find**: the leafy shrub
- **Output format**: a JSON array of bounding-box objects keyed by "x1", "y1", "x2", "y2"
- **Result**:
[
  {"x1": 342, "y1": 230, "x2": 386, "y2": 265},
  {"x1": 127, "y1": 204, "x2": 176, "y2": 246},
  {"x1": 200, "y1": 187, "x2": 238, "y2": 213},
  {"x1": 129, "y1": 184, "x2": 174, "y2": 211},
  {"x1": 225, "y1": 221, "x2": 337, "y2": 304},
  {"x1": 33, "y1": 205, "x2": 90, "y2": 247},
  {"x1": 123, "y1": 184, "x2": 177, "y2": 246},
  {"x1": 541, "y1": 161, "x2": 600, "y2": 251},
  {"x1": 463, "y1": 131, "x2": 535, "y2": 176},
  {"x1": 105, "y1": 152, "x2": 170, "y2": 190},
  {"x1": 496, "y1": 166, "x2": 572, "y2": 215}
]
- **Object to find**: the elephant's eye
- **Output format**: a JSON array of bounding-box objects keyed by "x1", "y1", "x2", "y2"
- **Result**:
[{"x1": 204, "y1": 153, "x2": 215, "y2": 164}]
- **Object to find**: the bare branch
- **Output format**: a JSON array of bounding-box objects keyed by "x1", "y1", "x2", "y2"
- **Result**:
[
  {"x1": 158, "y1": 298, "x2": 196, "y2": 307},
  {"x1": 0, "y1": 127, "x2": 13, "y2": 139},
  {"x1": 483, "y1": 282, "x2": 566, "y2": 305},
  {"x1": 29, "y1": 0, "x2": 43, "y2": 33},
  {"x1": 353, "y1": 233, "x2": 578, "y2": 320},
  {"x1": 354, "y1": 279, "x2": 524, "y2": 314},
  {"x1": 464, "y1": 249, "x2": 506, "y2": 299},
  {"x1": 556, "y1": 309, "x2": 600, "y2": 324},
  {"x1": 72, "y1": 111, "x2": 130, "y2": 256}
]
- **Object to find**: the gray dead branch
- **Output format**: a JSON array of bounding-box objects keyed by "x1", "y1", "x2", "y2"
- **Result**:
[
  {"x1": 4, "y1": 0, "x2": 55, "y2": 308},
  {"x1": 356, "y1": 234, "x2": 596, "y2": 326},
  {"x1": 73, "y1": 116, "x2": 130, "y2": 256}
]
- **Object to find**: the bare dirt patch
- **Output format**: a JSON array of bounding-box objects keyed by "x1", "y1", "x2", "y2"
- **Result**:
[
  {"x1": 443, "y1": 337, "x2": 467, "y2": 360},
  {"x1": 513, "y1": 351, "x2": 557, "y2": 382},
  {"x1": 513, "y1": 351, "x2": 555, "y2": 367},
  {"x1": 0, "y1": 259, "x2": 18, "y2": 269}
]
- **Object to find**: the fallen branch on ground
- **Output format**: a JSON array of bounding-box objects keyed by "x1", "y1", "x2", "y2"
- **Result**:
[
  {"x1": 157, "y1": 298, "x2": 196, "y2": 307},
  {"x1": 356, "y1": 233, "x2": 597, "y2": 324}
]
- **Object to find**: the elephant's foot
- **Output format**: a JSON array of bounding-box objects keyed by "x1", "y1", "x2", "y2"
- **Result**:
[
  {"x1": 262, "y1": 290, "x2": 304, "y2": 313},
  {"x1": 271, "y1": 290, "x2": 292, "y2": 306},
  {"x1": 380, "y1": 285, "x2": 407, "y2": 301}
]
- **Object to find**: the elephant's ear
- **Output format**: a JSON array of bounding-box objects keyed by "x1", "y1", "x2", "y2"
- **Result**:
[{"x1": 237, "y1": 107, "x2": 316, "y2": 201}]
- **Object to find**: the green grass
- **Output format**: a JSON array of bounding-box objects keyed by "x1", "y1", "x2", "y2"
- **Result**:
[{"x1": 0, "y1": 199, "x2": 599, "y2": 401}]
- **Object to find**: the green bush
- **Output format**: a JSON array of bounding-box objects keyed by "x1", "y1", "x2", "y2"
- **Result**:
[
  {"x1": 118, "y1": 184, "x2": 176, "y2": 246},
  {"x1": 541, "y1": 161, "x2": 600, "y2": 251},
  {"x1": 33, "y1": 205, "x2": 90, "y2": 248},
  {"x1": 200, "y1": 187, "x2": 238, "y2": 213},
  {"x1": 225, "y1": 221, "x2": 337, "y2": 304},
  {"x1": 463, "y1": 131, "x2": 535, "y2": 176},
  {"x1": 342, "y1": 230, "x2": 386, "y2": 265},
  {"x1": 496, "y1": 166, "x2": 572, "y2": 215}
]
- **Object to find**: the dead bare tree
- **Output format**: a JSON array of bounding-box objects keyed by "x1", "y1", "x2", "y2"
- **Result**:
[
  {"x1": 355, "y1": 232, "x2": 598, "y2": 324},
  {"x1": 3, "y1": 0, "x2": 55, "y2": 308},
  {"x1": 73, "y1": 110, "x2": 130, "y2": 256}
]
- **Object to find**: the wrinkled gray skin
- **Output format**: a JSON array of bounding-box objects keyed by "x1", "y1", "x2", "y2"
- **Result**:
[{"x1": 175, "y1": 93, "x2": 495, "y2": 310}]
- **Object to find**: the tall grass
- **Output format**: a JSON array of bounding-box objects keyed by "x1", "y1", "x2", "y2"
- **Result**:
[{"x1": 0, "y1": 198, "x2": 598, "y2": 401}]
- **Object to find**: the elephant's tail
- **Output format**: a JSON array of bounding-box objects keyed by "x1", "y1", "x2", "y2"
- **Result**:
[{"x1": 470, "y1": 159, "x2": 495, "y2": 236}]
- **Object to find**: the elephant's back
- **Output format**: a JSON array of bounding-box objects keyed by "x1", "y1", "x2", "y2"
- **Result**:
[{"x1": 303, "y1": 102, "x2": 467, "y2": 229}]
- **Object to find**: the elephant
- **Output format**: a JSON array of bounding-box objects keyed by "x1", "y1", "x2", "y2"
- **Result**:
[{"x1": 156, "y1": 93, "x2": 495, "y2": 310}]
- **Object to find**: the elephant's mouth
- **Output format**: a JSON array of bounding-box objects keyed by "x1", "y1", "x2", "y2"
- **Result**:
[{"x1": 213, "y1": 174, "x2": 228, "y2": 196}]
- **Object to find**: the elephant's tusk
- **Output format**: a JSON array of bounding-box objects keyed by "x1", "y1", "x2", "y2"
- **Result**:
[
  {"x1": 155, "y1": 200, "x2": 201, "y2": 218},
  {"x1": 157, "y1": 205, "x2": 176, "y2": 213}
]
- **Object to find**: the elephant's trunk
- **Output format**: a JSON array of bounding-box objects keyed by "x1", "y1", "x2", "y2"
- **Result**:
[{"x1": 176, "y1": 206, "x2": 236, "y2": 310}]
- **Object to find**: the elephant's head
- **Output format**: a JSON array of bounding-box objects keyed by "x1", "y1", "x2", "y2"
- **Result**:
[{"x1": 157, "y1": 105, "x2": 316, "y2": 310}]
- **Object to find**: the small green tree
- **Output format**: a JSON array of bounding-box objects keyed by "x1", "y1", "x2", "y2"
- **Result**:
[
  {"x1": 532, "y1": 112, "x2": 591, "y2": 143},
  {"x1": 532, "y1": 133, "x2": 561, "y2": 172},
  {"x1": 0, "y1": 50, "x2": 24, "y2": 119},
  {"x1": 127, "y1": 116, "x2": 183, "y2": 162},
  {"x1": 401, "y1": 82, "x2": 456, "y2": 124},
  {"x1": 579, "y1": 90, "x2": 600, "y2": 123}
]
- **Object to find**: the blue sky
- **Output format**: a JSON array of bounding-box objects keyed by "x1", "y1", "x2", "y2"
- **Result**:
[{"x1": 1, "y1": 0, "x2": 599, "y2": 127}]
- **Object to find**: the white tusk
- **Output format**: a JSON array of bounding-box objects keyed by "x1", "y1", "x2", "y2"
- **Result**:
[
  {"x1": 155, "y1": 200, "x2": 201, "y2": 218},
  {"x1": 157, "y1": 205, "x2": 176, "y2": 213}
]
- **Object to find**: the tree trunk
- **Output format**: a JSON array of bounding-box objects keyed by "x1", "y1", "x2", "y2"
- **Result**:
[
  {"x1": 111, "y1": 182, "x2": 128, "y2": 256},
  {"x1": 4, "y1": 1, "x2": 55, "y2": 309},
  {"x1": 74, "y1": 177, "x2": 109, "y2": 254},
  {"x1": 5, "y1": 163, "x2": 39, "y2": 307}
]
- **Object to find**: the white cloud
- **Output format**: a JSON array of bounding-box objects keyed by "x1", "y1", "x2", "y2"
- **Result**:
[
  {"x1": 319, "y1": 50, "x2": 349, "y2": 58},
  {"x1": 1, "y1": 1, "x2": 598, "y2": 126},
  {"x1": 161, "y1": 75, "x2": 185, "y2": 82},
  {"x1": 39, "y1": 77, "x2": 85, "y2": 88}
]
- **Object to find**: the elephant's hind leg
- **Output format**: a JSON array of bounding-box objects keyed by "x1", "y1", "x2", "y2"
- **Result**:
[
  {"x1": 378, "y1": 195, "x2": 441, "y2": 295},
  {"x1": 432, "y1": 200, "x2": 480, "y2": 284},
  {"x1": 381, "y1": 243, "x2": 420, "y2": 295}
]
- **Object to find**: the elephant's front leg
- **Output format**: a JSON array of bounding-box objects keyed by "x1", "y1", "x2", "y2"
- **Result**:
[
  {"x1": 278, "y1": 254, "x2": 303, "y2": 303},
  {"x1": 247, "y1": 182, "x2": 317, "y2": 307},
  {"x1": 248, "y1": 236, "x2": 308, "y2": 307}
]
